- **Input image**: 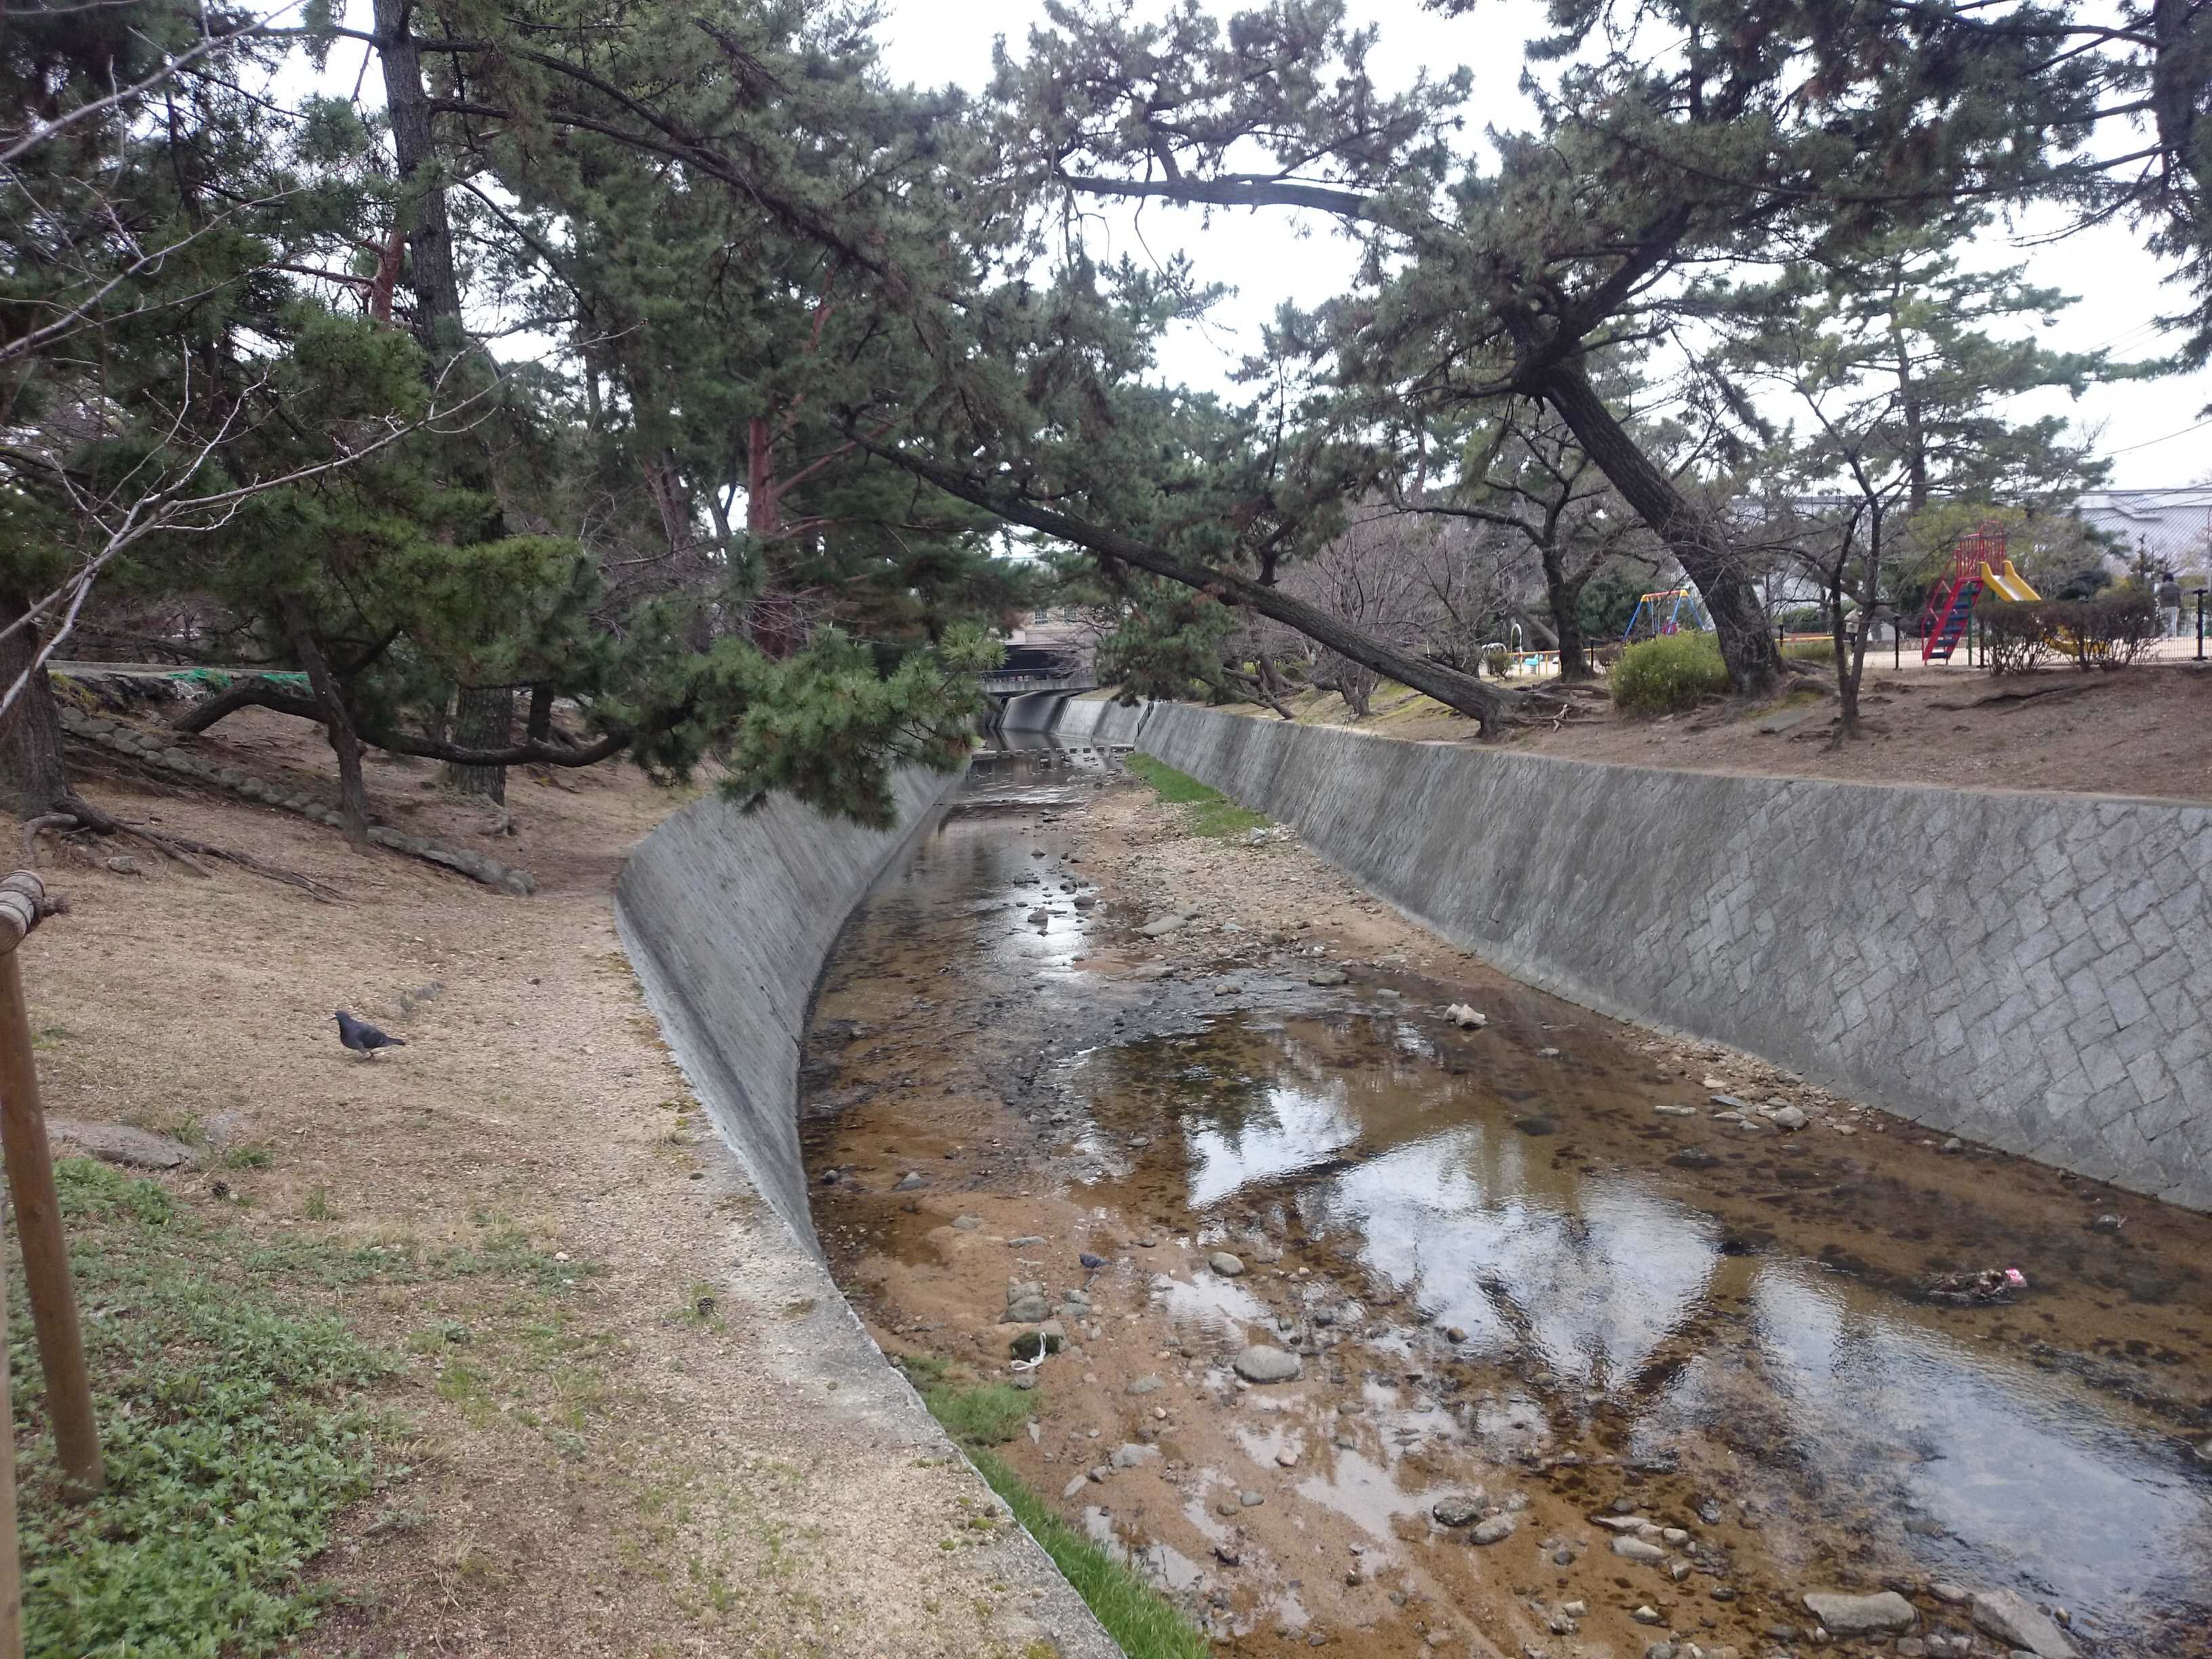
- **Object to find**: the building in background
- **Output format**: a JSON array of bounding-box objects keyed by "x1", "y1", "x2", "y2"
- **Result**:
[
  {"x1": 1000, "y1": 607, "x2": 1101, "y2": 678},
  {"x1": 2076, "y1": 486, "x2": 2212, "y2": 583}
]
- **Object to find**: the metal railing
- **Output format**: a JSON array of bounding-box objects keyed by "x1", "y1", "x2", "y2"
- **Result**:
[{"x1": 978, "y1": 671, "x2": 1096, "y2": 694}]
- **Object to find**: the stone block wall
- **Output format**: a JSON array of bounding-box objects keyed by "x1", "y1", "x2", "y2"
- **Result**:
[{"x1": 1139, "y1": 704, "x2": 2212, "y2": 1212}]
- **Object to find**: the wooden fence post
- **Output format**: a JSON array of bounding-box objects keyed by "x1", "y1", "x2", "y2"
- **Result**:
[
  {"x1": 0, "y1": 1164, "x2": 18, "y2": 1659},
  {"x1": 0, "y1": 870, "x2": 101, "y2": 1506}
]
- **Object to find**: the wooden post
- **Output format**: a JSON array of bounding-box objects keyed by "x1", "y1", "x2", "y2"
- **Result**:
[
  {"x1": 0, "y1": 870, "x2": 100, "y2": 1502},
  {"x1": 0, "y1": 1166, "x2": 18, "y2": 1659}
]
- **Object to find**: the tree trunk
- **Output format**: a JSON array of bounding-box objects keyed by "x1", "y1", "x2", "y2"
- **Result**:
[
  {"x1": 1540, "y1": 552, "x2": 1592, "y2": 682},
  {"x1": 278, "y1": 595, "x2": 371, "y2": 848},
  {"x1": 0, "y1": 592, "x2": 71, "y2": 817},
  {"x1": 1828, "y1": 570, "x2": 1859, "y2": 742},
  {"x1": 1534, "y1": 361, "x2": 1779, "y2": 696},
  {"x1": 376, "y1": 5, "x2": 511, "y2": 798},
  {"x1": 878, "y1": 447, "x2": 1519, "y2": 734},
  {"x1": 525, "y1": 681, "x2": 555, "y2": 745},
  {"x1": 373, "y1": 0, "x2": 465, "y2": 358},
  {"x1": 444, "y1": 687, "x2": 512, "y2": 803}
]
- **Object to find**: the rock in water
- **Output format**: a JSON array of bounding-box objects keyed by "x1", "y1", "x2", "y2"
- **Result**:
[
  {"x1": 1613, "y1": 1537, "x2": 1668, "y2": 1564},
  {"x1": 1307, "y1": 967, "x2": 1348, "y2": 987},
  {"x1": 1969, "y1": 1590, "x2": 2076, "y2": 1659},
  {"x1": 1470, "y1": 1515, "x2": 1516, "y2": 1545},
  {"x1": 1233, "y1": 1345, "x2": 1302, "y2": 1383},
  {"x1": 1431, "y1": 1494, "x2": 1486, "y2": 1528},
  {"x1": 1208, "y1": 1251, "x2": 1245, "y2": 1277},
  {"x1": 1802, "y1": 1592, "x2": 1917, "y2": 1637}
]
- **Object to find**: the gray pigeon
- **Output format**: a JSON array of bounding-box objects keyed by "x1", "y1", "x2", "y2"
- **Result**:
[{"x1": 333, "y1": 1009, "x2": 405, "y2": 1059}]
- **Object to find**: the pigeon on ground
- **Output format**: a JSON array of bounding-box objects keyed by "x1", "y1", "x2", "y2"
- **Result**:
[
  {"x1": 334, "y1": 1009, "x2": 406, "y2": 1059},
  {"x1": 1078, "y1": 1251, "x2": 1107, "y2": 1271}
]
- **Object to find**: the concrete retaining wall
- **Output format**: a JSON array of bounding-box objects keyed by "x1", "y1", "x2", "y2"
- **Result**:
[
  {"x1": 615, "y1": 768, "x2": 955, "y2": 1250},
  {"x1": 1051, "y1": 695, "x2": 1154, "y2": 745},
  {"x1": 613, "y1": 770, "x2": 1121, "y2": 1658},
  {"x1": 1139, "y1": 704, "x2": 2212, "y2": 1212}
]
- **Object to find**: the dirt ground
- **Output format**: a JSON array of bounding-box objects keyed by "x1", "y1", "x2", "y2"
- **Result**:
[
  {"x1": 1221, "y1": 659, "x2": 2212, "y2": 803},
  {"x1": 802, "y1": 766, "x2": 2212, "y2": 1659},
  {"x1": 19, "y1": 705, "x2": 1082, "y2": 1659}
]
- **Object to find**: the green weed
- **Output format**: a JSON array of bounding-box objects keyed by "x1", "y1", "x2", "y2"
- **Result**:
[
  {"x1": 915, "y1": 1380, "x2": 1036, "y2": 1448},
  {"x1": 966, "y1": 1448, "x2": 1208, "y2": 1659},
  {"x1": 18, "y1": 1159, "x2": 389, "y2": 1659},
  {"x1": 1124, "y1": 754, "x2": 1271, "y2": 840}
]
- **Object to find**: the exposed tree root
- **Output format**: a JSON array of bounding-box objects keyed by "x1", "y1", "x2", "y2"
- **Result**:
[
  {"x1": 1930, "y1": 681, "x2": 2102, "y2": 712},
  {"x1": 22, "y1": 807, "x2": 343, "y2": 902}
]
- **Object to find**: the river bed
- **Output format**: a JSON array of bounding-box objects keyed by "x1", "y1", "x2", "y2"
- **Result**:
[{"x1": 799, "y1": 745, "x2": 2212, "y2": 1659}]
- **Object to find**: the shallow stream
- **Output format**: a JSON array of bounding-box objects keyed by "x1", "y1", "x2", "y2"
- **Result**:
[{"x1": 800, "y1": 746, "x2": 2212, "y2": 1659}]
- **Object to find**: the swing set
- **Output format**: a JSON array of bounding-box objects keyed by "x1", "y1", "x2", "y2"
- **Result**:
[{"x1": 1620, "y1": 588, "x2": 1712, "y2": 643}]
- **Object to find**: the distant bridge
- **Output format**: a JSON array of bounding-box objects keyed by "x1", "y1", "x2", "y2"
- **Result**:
[{"x1": 977, "y1": 669, "x2": 1097, "y2": 698}]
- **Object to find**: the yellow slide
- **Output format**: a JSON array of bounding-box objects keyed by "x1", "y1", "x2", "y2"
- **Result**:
[{"x1": 1979, "y1": 559, "x2": 2041, "y2": 602}]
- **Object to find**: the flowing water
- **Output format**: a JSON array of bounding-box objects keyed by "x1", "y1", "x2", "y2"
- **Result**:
[{"x1": 800, "y1": 748, "x2": 2212, "y2": 1659}]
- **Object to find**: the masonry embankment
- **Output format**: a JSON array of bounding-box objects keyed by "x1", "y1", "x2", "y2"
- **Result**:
[{"x1": 1136, "y1": 702, "x2": 2212, "y2": 1211}]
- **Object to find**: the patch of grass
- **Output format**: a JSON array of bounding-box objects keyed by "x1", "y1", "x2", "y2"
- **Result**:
[
  {"x1": 966, "y1": 1448, "x2": 1209, "y2": 1659},
  {"x1": 20, "y1": 1159, "x2": 391, "y2": 1659},
  {"x1": 221, "y1": 1143, "x2": 274, "y2": 1170},
  {"x1": 1124, "y1": 753, "x2": 1271, "y2": 840},
  {"x1": 913, "y1": 1376, "x2": 1036, "y2": 1448},
  {"x1": 1609, "y1": 632, "x2": 1732, "y2": 715},
  {"x1": 676, "y1": 1282, "x2": 722, "y2": 1326}
]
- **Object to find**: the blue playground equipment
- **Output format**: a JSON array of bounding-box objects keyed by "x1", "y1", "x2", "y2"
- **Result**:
[{"x1": 1620, "y1": 588, "x2": 1712, "y2": 642}]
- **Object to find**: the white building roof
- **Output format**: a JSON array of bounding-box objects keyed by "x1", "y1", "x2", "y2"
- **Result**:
[{"x1": 2076, "y1": 487, "x2": 2212, "y2": 567}]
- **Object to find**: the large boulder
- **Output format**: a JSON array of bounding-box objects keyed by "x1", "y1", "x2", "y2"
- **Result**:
[
  {"x1": 1231, "y1": 1345, "x2": 1302, "y2": 1383},
  {"x1": 1803, "y1": 1592, "x2": 1917, "y2": 1637}
]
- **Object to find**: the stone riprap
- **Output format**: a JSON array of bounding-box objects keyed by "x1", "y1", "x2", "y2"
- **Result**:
[
  {"x1": 1134, "y1": 702, "x2": 2212, "y2": 1212},
  {"x1": 615, "y1": 766, "x2": 1121, "y2": 1658}
]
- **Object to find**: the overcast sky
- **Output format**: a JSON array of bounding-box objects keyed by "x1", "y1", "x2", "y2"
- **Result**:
[{"x1": 877, "y1": 0, "x2": 2212, "y2": 491}]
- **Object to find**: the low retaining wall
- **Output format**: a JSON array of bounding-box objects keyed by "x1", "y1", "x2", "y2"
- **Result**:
[
  {"x1": 614, "y1": 769, "x2": 1121, "y2": 1658},
  {"x1": 1049, "y1": 695, "x2": 1154, "y2": 745},
  {"x1": 616, "y1": 769, "x2": 956, "y2": 1248},
  {"x1": 1139, "y1": 704, "x2": 2212, "y2": 1212}
]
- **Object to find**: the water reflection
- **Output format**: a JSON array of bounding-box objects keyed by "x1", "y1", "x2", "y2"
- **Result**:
[{"x1": 1069, "y1": 1012, "x2": 2212, "y2": 1643}]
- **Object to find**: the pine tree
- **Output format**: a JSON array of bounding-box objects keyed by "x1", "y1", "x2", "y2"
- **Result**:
[{"x1": 1714, "y1": 223, "x2": 2119, "y2": 735}]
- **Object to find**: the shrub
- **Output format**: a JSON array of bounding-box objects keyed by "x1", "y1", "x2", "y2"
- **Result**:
[
  {"x1": 1482, "y1": 646, "x2": 1511, "y2": 678},
  {"x1": 1608, "y1": 632, "x2": 1730, "y2": 714},
  {"x1": 1980, "y1": 601, "x2": 2053, "y2": 674},
  {"x1": 1980, "y1": 594, "x2": 2157, "y2": 672},
  {"x1": 1781, "y1": 637, "x2": 1837, "y2": 663}
]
